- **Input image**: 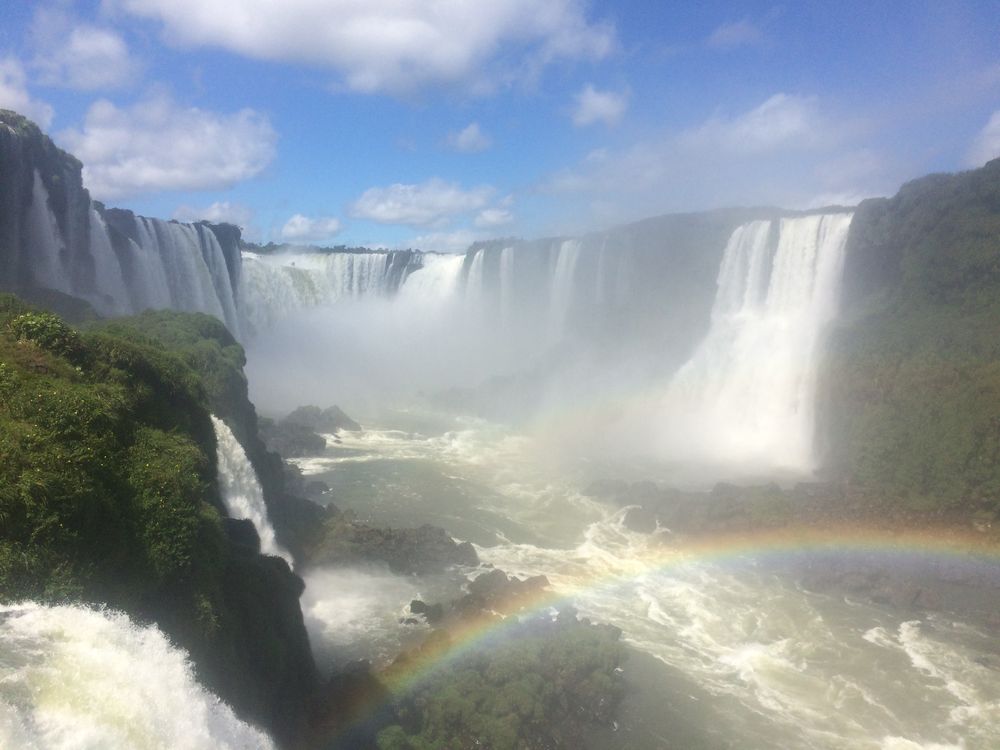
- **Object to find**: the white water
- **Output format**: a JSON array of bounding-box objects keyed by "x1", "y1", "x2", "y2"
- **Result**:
[
  {"x1": 292, "y1": 413, "x2": 1000, "y2": 750},
  {"x1": 210, "y1": 415, "x2": 292, "y2": 564},
  {"x1": 0, "y1": 602, "x2": 274, "y2": 750},
  {"x1": 661, "y1": 213, "x2": 852, "y2": 473}
]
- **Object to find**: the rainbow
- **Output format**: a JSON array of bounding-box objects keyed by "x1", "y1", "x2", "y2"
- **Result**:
[{"x1": 330, "y1": 523, "x2": 1000, "y2": 738}]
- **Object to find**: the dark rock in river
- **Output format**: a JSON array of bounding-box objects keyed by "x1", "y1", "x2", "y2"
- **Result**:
[
  {"x1": 284, "y1": 404, "x2": 362, "y2": 433},
  {"x1": 308, "y1": 518, "x2": 478, "y2": 575},
  {"x1": 259, "y1": 416, "x2": 327, "y2": 458}
]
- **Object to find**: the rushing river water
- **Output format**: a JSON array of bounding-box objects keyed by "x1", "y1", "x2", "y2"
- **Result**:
[{"x1": 293, "y1": 409, "x2": 1000, "y2": 750}]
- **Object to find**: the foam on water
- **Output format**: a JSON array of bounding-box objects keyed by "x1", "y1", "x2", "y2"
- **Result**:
[{"x1": 0, "y1": 603, "x2": 274, "y2": 750}]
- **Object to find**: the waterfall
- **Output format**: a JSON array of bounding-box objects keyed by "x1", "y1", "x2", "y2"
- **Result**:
[
  {"x1": 395, "y1": 252, "x2": 464, "y2": 308},
  {"x1": 549, "y1": 239, "x2": 582, "y2": 340},
  {"x1": 86, "y1": 207, "x2": 129, "y2": 315},
  {"x1": 25, "y1": 170, "x2": 72, "y2": 298},
  {"x1": 237, "y1": 250, "x2": 417, "y2": 335},
  {"x1": 211, "y1": 416, "x2": 292, "y2": 564},
  {"x1": 464, "y1": 247, "x2": 486, "y2": 307},
  {"x1": 0, "y1": 602, "x2": 275, "y2": 750},
  {"x1": 662, "y1": 213, "x2": 853, "y2": 472},
  {"x1": 498, "y1": 246, "x2": 515, "y2": 329}
]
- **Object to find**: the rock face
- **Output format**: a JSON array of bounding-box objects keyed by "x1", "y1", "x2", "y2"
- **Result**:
[{"x1": 259, "y1": 416, "x2": 327, "y2": 458}]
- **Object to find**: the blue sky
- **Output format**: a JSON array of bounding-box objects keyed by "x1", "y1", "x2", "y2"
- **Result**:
[{"x1": 1, "y1": 1, "x2": 998, "y2": 250}]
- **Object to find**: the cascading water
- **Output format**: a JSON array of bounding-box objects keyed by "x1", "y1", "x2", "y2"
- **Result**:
[
  {"x1": 661, "y1": 213, "x2": 853, "y2": 473},
  {"x1": 238, "y1": 250, "x2": 418, "y2": 335},
  {"x1": 0, "y1": 602, "x2": 275, "y2": 750},
  {"x1": 211, "y1": 416, "x2": 292, "y2": 564},
  {"x1": 548, "y1": 239, "x2": 582, "y2": 340}
]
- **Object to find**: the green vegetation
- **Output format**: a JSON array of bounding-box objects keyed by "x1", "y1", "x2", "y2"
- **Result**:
[
  {"x1": 0, "y1": 295, "x2": 223, "y2": 608},
  {"x1": 376, "y1": 617, "x2": 624, "y2": 750},
  {"x1": 823, "y1": 158, "x2": 1000, "y2": 522}
]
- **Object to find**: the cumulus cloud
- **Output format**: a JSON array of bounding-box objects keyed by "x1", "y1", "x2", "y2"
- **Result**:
[
  {"x1": 0, "y1": 57, "x2": 54, "y2": 128},
  {"x1": 31, "y1": 8, "x2": 139, "y2": 90},
  {"x1": 680, "y1": 93, "x2": 822, "y2": 153},
  {"x1": 173, "y1": 201, "x2": 254, "y2": 226},
  {"x1": 280, "y1": 214, "x2": 342, "y2": 242},
  {"x1": 58, "y1": 94, "x2": 276, "y2": 199},
  {"x1": 447, "y1": 122, "x2": 492, "y2": 152},
  {"x1": 572, "y1": 84, "x2": 628, "y2": 127},
  {"x1": 110, "y1": 0, "x2": 613, "y2": 94},
  {"x1": 351, "y1": 178, "x2": 492, "y2": 227},
  {"x1": 474, "y1": 207, "x2": 514, "y2": 228},
  {"x1": 966, "y1": 111, "x2": 1000, "y2": 166},
  {"x1": 707, "y1": 19, "x2": 765, "y2": 50}
]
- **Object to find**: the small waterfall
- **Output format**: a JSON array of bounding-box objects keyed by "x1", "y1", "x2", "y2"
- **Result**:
[
  {"x1": 464, "y1": 247, "x2": 486, "y2": 307},
  {"x1": 86, "y1": 207, "x2": 129, "y2": 316},
  {"x1": 662, "y1": 213, "x2": 853, "y2": 472},
  {"x1": 498, "y1": 246, "x2": 515, "y2": 329},
  {"x1": 0, "y1": 602, "x2": 275, "y2": 750},
  {"x1": 25, "y1": 170, "x2": 72, "y2": 298},
  {"x1": 211, "y1": 416, "x2": 292, "y2": 564},
  {"x1": 548, "y1": 239, "x2": 582, "y2": 340}
]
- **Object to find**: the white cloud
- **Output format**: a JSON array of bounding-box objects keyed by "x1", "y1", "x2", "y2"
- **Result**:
[
  {"x1": 31, "y1": 8, "x2": 139, "y2": 90},
  {"x1": 0, "y1": 57, "x2": 54, "y2": 128},
  {"x1": 408, "y1": 229, "x2": 480, "y2": 253},
  {"x1": 447, "y1": 122, "x2": 492, "y2": 153},
  {"x1": 572, "y1": 84, "x2": 628, "y2": 127},
  {"x1": 173, "y1": 200, "x2": 254, "y2": 226},
  {"x1": 541, "y1": 92, "x2": 889, "y2": 230},
  {"x1": 966, "y1": 111, "x2": 1000, "y2": 166},
  {"x1": 707, "y1": 19, "x2": 764, "y2": 50},
  {"x1": 474, "y1": 207, "x2": 514, "y2": 228},
  {"x1": 111, "y1": 0, "x2": 613, "y2": 94},
  {"x1": 58, "y1": 94, "x2": 276, "y2": 199},
  {"x1": 680, "y1": 93, "x2": 822, "y2": 153},
  {"x1": 351, "y1": 178, "x2": 492, "y2": 227},
  {"x1": 280, "y1": 214, "x2": 342, "y2": 242}
]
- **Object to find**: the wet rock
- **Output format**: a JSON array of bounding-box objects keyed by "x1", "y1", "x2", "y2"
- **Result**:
[
  {"x1": 308, "y1": 519, "x2": 479, "y2": 575},
  {"x1": 409, "y1": 600, "x2": 444, "y2": 624},
  {"x1": 284, "y1": 404, "x2": 362, "y2": 433}
]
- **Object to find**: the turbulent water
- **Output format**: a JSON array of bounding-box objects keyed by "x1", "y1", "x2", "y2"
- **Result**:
[
  {"x1": 288, "y1": 411, "x2": 1000, "y2": 750},
  {"x1": 211, "y1": 415, "x2": 292, "y2": 564},
  {"x1": 0, "y1": 603, "x2": 274, "y2": 749}
]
